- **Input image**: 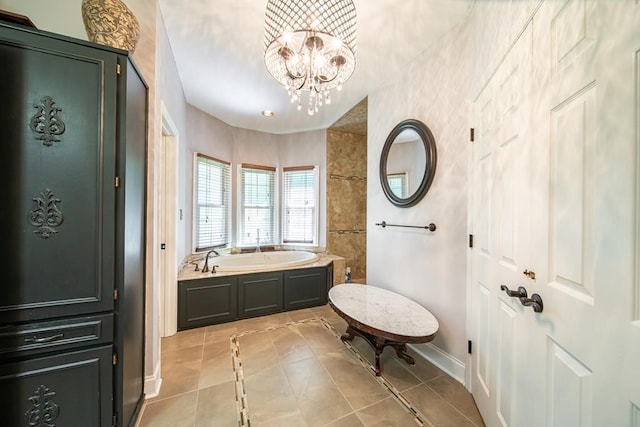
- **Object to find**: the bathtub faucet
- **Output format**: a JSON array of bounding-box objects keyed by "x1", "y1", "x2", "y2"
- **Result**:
[{"x1": 202, "y1": 249, "x2": 220, "y2": 273}]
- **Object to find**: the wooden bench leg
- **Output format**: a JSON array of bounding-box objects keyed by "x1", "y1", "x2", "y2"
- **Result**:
[
  {"x1": 390, "y1": 342, "x2": 415, "y2": 366},
  {"x1": 374, "y1": 336, "x2": 386, "y2": 376},
  {"x1": 340, "y1": 326, "x2": 356, "y2": 342}
]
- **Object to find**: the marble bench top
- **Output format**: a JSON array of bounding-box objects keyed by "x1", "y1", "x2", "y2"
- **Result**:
[{"x1": 328, "y1": 284, "x2": 439, "y2": 340}]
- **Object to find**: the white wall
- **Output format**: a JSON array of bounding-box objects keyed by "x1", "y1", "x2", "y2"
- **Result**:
[
  {"x1": 367, "y1": 22, "x2": 470, "y2": 371},
  {"x1": 158, "y1": 11, "x2": 187, "y2": 262}
]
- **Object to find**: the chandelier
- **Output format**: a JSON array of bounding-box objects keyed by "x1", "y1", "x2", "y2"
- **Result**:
[{"x1": 264, "y1": 0, "x2": 357, "y2": 115}]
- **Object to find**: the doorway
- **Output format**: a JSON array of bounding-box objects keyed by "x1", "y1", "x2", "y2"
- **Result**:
[{"x1": 159, "y1": 105, "x2": 179, "y2": 337}]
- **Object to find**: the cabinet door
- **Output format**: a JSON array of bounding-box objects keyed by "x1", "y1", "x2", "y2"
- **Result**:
[
  {"x1": 0, "y1": 345, "x2": 113, "y2": 427},
  {"x1": 284, "y1": 267, "x2": 328, "y2": 310},
  {"x1": 178, "y1": 277, "x2": 238, "y2": 330},
  {"x1": 238, "y1": 272, "x2": 283, "y2": 318},
  {"x1": 0, "y1": 25, "x2": 117, "y2": 323}
]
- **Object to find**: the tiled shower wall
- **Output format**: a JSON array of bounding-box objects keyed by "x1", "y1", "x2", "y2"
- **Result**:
[{"x1": 326, "y1": 129, "x2": 367, "y2": 282}]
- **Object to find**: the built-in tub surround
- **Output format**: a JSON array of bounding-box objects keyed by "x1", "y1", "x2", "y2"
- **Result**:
[
  {"x1": 199, "y1": 251, "x2": 318, "y2": 273},
  {"x1": 179, "y1": 251, "x2": 345, "y2": 283},
  {"x1": 177, "y1": 252, "x2": 345, "y2": 330}
]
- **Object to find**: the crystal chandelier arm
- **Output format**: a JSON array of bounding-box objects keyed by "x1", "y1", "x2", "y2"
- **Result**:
[
  {"x1": 264, "y1": 0, "x2": 356, "y2": 113},
  {"x1": 292, "y1": 73, "x2": 308, "y2": 91}
]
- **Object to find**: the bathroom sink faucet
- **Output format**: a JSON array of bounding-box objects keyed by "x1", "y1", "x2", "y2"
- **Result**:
[
  {"x1": 255, "y1": 229, "x2": 261, "y2": 253},
  {"x1": 202, "y1": 249, "x2": 219, "y2": 273}
]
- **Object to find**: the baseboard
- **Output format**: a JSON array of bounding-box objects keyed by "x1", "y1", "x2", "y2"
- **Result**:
[
  {"x1": 408, "y1": 342, "x2": 466, "y2": 384},
  {"x1": 144, "y1": 362, "x2": 162, "y2": 399}
]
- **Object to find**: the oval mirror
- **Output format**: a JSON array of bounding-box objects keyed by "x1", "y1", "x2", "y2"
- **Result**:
[{"x1": 379, "y1": 119, "x2": 437, "y2": 207}]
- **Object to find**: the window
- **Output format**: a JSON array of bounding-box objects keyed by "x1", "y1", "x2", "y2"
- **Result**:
[
  {"x1": 194, "y1": 154, "x2": 231, "y2": 251},
  {"x1": 387, "y1": 173, "x2": 408, "y2": 198},
  {"x1": 239, "y1": 164, "x2": 277, "y2": 247},
  {"x1": 282, "y1": 166, "x2": 318, "y2": 245}
]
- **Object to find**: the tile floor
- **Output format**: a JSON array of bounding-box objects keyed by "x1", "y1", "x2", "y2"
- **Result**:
[{"x1": 138, "y1": 305, "x2": 484, "y2": 427}]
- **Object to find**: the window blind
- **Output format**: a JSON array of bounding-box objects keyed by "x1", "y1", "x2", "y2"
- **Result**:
[
  {"x1": 282, "y1": 166, "x2": 317, "y2": 244},
  {"x1": 194, "y1": 154, "x2": 231, "y2": 251},
  {"x1": 239, "y1": 164, "x2": 277, "y2": 247},
  {"x1": 387, "y1": 173, "x2": 408, "y2": 198}
]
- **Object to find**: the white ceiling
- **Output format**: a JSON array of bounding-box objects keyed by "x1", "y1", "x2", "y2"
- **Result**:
[{"x1": 158, "y1": 0, "x2": 474, "y2": 135}]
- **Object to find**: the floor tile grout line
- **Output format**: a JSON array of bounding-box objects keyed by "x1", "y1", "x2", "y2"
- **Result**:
[
  {"x1": 228, "y1": 314, "x2": 478, "y2": 427},
  {"x1": 151, "y1": 309, "x2": 483, "y2": 427},
  {"x1": 231, "y1": 334, "x2": 249, "y2": 427},
  {"x1": 294, "y1": 317, "x2": 366, "y2": 417},
  {"x1": 319, "y1": 318, "x2": 432, "y2": 426},
  {"x1": 422, "y1": 380, "x2": 484, "y2": 427},
  {"x1": 191, "y1": 330, "x2": 208, "y2": 425},
  {"x1": 229, "y1": 316, "x2": 324, "y2": 426}
]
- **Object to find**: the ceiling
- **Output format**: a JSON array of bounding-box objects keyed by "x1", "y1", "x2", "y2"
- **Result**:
[{"x1": 158, "y1": 0, "x2": 474, "y2": 135}]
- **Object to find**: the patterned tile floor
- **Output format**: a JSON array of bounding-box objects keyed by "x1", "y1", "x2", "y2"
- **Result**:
[{"x1": 138, "y1": 305, "x2": 485, "y2": 427}]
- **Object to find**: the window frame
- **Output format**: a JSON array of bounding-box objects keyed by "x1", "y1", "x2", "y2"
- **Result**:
[
  {"x1": 281, "y1": 165, "x2": 319, "y2": 246},
  {"x1": 387, "y1": 172, "x2": 409, "y2": 199},
  {"x1": 237, "y1": 163, "x2": 278, "y2": 248},
  {"x1": 192, "y1": 153, "x2": 231, "y2": 253}
]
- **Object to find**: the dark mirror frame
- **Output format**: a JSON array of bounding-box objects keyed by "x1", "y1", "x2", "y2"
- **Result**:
[{"x1": 379, "y1": 119, "x2": 437, "y2": 208}]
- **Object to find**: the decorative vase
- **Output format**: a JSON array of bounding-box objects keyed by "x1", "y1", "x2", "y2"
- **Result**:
[{"x1": 81, "y1": 0, "x2": 140, "y2": 53}]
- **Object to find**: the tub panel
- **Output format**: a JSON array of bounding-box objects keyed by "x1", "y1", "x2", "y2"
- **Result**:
[
  {"x1": 238, "y1": 272, "x2": 284, "y2": 318},
  {"x1": 284, "y1": 267, "x2": 328, "y2": 310},
  {"x1": 178, "y1": 277, "x2": 238, "y2": 330}
]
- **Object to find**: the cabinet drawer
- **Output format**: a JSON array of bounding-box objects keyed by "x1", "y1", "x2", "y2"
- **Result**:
[
  {"x1": 0, "y1": 313, "x2": 113, "y2": 358},
  {"x1": 0, "y1": 345, "x2": 113, "y2": 427}
]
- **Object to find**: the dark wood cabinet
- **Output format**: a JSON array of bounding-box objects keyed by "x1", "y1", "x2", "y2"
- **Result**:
[
  {"x1": 284, "y1": 267, "x2": 329, "y2": 310},
  {"x1": 178, "y1": 277, "x2": 238, "y2": 330},
  {"x1": 238, "y1": 272, "x2": 284, "y2": 318},
  {"x1": 178, "y1": 265, "x2": 332, "y2": 330},
  {"x1": 0, "y1": 20, "x2": 146, "y2": 427},
  {"x1": 0, "y1": 346, "x2": 114, "y2": 427}
]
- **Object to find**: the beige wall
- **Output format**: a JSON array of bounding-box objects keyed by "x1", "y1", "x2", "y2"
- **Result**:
[
  {"x1": 183, "y1": 105, "x2": 328, "y2": 256},
  {"x1": 326, "y1": 129, "x2": 367, "y2": 282}
]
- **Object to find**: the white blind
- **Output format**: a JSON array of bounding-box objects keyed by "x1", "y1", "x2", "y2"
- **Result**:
[
  {"x1": 387, "y1": 173, "x2": 408, "y2": 198},
  {"x1": 239, "y1": 164, "x2": 277, "y2": 247},
  {"x1": 282, "y1": 166, "x2": 317, "y2": 244},
  {"x1": 194, "y1": 154, "x2": 231, "y2": 251}
]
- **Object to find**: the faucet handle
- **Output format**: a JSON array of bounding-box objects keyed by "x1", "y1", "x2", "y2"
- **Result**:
[
  {"x1": 189, "y1": 261, "x2": 200, "y2": 271},
  {"x1": 211, "y1": 265, "x2": 219, "y2": 274}
]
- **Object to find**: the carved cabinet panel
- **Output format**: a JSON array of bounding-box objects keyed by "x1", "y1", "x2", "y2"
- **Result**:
[
  {"x1": 0, "y1": 25, "x2": 118, "y2": 324},
  {"x1": 0, "y1": 345, "x2": 113, "y2": 427}
]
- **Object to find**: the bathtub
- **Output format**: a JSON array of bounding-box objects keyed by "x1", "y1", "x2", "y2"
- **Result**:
[{"x1": 210, "y1": 250, "x2": 319, "y2": 272}]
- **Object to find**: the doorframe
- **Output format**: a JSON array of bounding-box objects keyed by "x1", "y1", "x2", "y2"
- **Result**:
[{"x1": 159, "y1": 102, "x2": 179, "y2": 337}]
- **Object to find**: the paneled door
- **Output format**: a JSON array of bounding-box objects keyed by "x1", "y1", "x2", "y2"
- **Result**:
[{"x1": 469, "y1": 1, "x2": 640, "y2": 426}]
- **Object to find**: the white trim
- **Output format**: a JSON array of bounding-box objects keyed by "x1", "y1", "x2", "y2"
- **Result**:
[
  {"x1": 236, "y1": 164, "x2": 279, "y2": 247},
  {"x1": 143, "y1": 360, "x2": 162, "y2": 399},
  {"x1": 408, "y1": 342, "x2": 466, "y2": 385},
  {"x1": 160, "y1": 102, "x2": 179, "y2": 338},
  {"x1": 281, "y1": 165, "x2": 320, "y2": 246}
]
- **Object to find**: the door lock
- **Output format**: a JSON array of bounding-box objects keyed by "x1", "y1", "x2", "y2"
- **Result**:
[{"x1": 523, "y1": 269, "x2": 536, "y2": 280}]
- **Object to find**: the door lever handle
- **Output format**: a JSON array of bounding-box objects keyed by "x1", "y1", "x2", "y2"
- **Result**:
[
  {"x1": 519, "y1": 294, "x2": 543, "y2": 313},
  {"x1": 500, "y1": 285, "x2": 527, "y2": 298}
]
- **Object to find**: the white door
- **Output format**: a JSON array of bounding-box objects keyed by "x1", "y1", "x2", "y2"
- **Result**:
[
  {"x1": 160, "y1": 111, "x2": 179, "y2": 337},
  {"x1": 469, "y1": 1, "x2": 640, "y2": 426}
]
